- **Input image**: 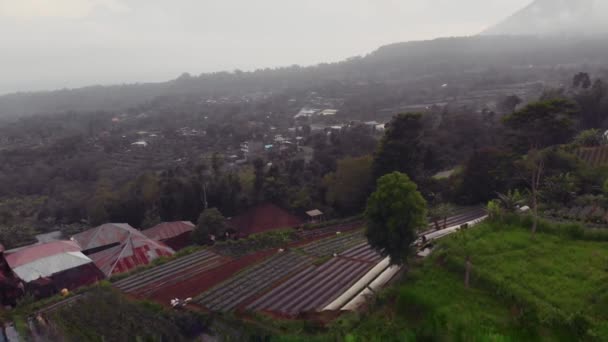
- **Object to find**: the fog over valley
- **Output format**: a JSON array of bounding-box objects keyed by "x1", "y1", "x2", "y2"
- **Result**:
[{"x1": 0, "y1": 0, "x2": 530, "y2": 94}]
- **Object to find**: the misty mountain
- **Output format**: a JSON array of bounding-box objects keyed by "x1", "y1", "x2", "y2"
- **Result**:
[
  {"x1": 1, "y1": 35, "x2": 608, "y2": 118},
  {"x1": 482, "y1": 0, "x2": 608, "y2": 36}
]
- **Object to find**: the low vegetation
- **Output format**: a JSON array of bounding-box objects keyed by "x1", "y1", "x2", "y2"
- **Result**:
[{"x1": 47, "y1": 286, "x2": 208, "y2": 341}]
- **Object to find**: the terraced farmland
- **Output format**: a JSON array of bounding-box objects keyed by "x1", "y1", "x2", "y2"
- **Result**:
[
  {"x1": 247, "y1": 243, "x2": 382, "y2": 315},
  {"x1": 340, "y1": 243, "x2": 383, "y2": 263},
  {"x1": 196, "y1": 251, "x2": 312, "y2": 312},
  {"x1": 114, "y1": 250, "x2": 228, "y2": 297},
  {"x1": 297, "y1": 220, "x2": 364, "y2": 239},
  {"x1": 300, "y1": 230, "x2": 366, "y2": 257},
  {"x1": 426, "y1": 207, "x2": 486, "y2": 231}
]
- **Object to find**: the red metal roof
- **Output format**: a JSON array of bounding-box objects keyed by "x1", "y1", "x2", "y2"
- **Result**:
[
  {"x1": 87, "y1": 230, "x2": 175, "y2": 277},
  {"x1": 4, "y1": 241, "x2": 82, "y2": 269},
  {"x1": 142, "y1": 221, "x2": 195, "y2": 241},
  {"x1": 229, "y1": 203, "x2": 303, "y2": 236}
]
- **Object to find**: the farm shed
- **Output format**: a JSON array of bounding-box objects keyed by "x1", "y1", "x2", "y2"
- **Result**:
[
  {"x1": 73, "y1": 223, "x2": 175, "y2": 277},
  {"x1": 306, "y1": 209, "x2": 325, "y2": 223},
  {"x1": 229, "y1": 203, "x2": 303, "y2": 236},
  {"x1": 143, "y1": 221, "x2": 195, "y2": 251},
  {"x1": 3, "y1": 241, "x2": 103, "y2": 298}
]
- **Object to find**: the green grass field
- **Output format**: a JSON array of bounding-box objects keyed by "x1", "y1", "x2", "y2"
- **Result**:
[{"x1": 441, "y1": 223, "x2": 608, "y2": 323}]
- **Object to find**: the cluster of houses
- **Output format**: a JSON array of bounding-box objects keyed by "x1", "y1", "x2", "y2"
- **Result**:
[
  {"x1": 0, "y1": 203, "x2": 320, "y2": 307},
  {"x1": 0, "y1": 221, "x2": 195, "y2": 306}
]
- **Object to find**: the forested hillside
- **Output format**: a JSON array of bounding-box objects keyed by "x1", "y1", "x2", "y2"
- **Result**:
[{"x1": 2, "y1": 35, "x2": 608, "y2": 118}]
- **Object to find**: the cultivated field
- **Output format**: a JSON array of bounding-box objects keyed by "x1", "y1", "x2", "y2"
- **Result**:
[
  {"x1": 425, "y1": 207, "x2": 487, "y2": 231},
  {"x1": 196, "y1": 251, "x2": 312, "y2": 312},
  {"x1": 113, "y1": 250, "x2": 228, "y2": 297},
  {"x1": 110, "y1": 208, "x2": 487, "y2": 316},
  {"x1": 246, "y1": 243, "x2": 382, "y2": 315},
  {"x1": 300, "y1": 230, "x2": 367, "y2": 257}
]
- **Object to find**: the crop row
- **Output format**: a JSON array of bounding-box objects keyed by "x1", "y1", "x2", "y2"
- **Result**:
[
  {"x1": 339, "y1": 243, "x2": 382, "y2": 263},
  {"x1": 297, "y1": 220, "x2": 364, "y2": 239},
  {"x1": 426, "y1": 207, "x2": 487, "y2": 230},
  {"x1": 114, "y1": 250, "x2": 227, "y2": 297},
  {"x1": 246, "y1": 257, "x2": 374, "y2": 315},
  {"x1": 195, "y1": 251, "x2": 312, "y2": 312},
  {"x1": 299, "y1": 231, "x2": 366, "y2": 257}
]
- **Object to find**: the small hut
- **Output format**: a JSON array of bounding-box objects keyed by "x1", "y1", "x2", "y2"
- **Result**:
[{"x1": 306, "y1": 209, "x2": 325, "y2": 224}]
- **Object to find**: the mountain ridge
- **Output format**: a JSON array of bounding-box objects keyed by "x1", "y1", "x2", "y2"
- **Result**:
[{"x1": 482, "y1": 0, "x2": 608, "y2": 36}]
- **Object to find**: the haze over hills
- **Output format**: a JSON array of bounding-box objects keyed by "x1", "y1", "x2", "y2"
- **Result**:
[
  {"x1": 1, "y1": 0, "x2": 608, "y2": 118},
  {"x1": 483, "y1": 0, "x2": 608, "y2": 36}
]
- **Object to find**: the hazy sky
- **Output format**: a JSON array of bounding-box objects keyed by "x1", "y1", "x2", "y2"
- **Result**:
[{"x1": 0, "y1": 0, "x2": 531, "y2": 94}]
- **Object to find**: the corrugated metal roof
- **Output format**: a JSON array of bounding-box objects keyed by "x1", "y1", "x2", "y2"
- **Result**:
[
  {"x1": 142, "y1": 221, "x2": 195, "y2": 241},
  {"x1": 306, "y1": 209, "x2": 324, "y2": 217},
  {"x1": 10, "y1": 252, "x2": 93, "y2": 283},
  {"x1": 5, "y1": 241, "x2": 82, "y2": 269},
  {"x1": 71, "y1": 223, "x2": 140, "y2": 251},
  {"x1": 88, "y1": 230, "x2": 174, "y2": 277}
]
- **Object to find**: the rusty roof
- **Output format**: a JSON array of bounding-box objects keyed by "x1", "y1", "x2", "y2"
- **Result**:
[
  {"x1": 88, "y1": 233, "x2": 174, "y2": 277},
  {"x1": 142, "y1": 221, "x2": 195, "y2": 241}
]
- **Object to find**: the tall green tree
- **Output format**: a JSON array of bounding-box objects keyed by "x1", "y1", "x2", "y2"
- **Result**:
[
  {"x1": 504, "y1": 99, "x2": 578, "y2": 236},
  {"x1": 365, "y1": 172, "x2": 427, "y2": 265},
  {"x1": 502, "y1": 99, "x2": 578, "y2": 153},
  {"x1": 373, "y1": 113, "x2": 425, "y2": 181},
  {"x1": 193, "y1": 208, "x2": 227, "y2": 244},
  {"x1": 458, "y1": 148, "x2": 516, "y2": 204},
  {"x1": 324, "y1": 156, "x2": 373, "y2": 215}
]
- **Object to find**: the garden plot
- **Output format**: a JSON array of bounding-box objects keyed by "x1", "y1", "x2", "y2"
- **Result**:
[
  {"x1": 114, "y1": 249, "x2": 228, "y2": 297},
  {"x1": 339, "y1": 243, "x2": 383, "y2": 263},
  {"x1": 297, "y1": 220, "x2": 364, "y2": 239},
  {"x1": 300, "y1": 230, "x2": 366, "y2": 257},
  {"x1": 426, "y1": 207, "x2": 487, "y2": 231},
  {"x1": 196, "y1": 251, "x2": 312, "y2": 312},
  {"x1": 246, "y1": 256, "x2": 375, "y2": 315}
]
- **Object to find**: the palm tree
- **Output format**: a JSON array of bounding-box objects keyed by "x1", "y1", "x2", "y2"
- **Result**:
[{"x1": 496, "y1": 190, "x2": 525, "y2": 213}]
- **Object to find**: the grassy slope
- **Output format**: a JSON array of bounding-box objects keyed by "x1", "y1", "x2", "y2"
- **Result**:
[{"x1": 442, "y1": 225, "x2": 608, "y2": 325}]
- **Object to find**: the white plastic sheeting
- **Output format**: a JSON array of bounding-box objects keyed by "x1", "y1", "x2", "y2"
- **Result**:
[
  {"x1": 11, "y1": 252, "x2": 93, "y2": 283},
  {"x1": 322, "y1": 257, "x2": 390, "y2": 311},
  {"x1": 416, "y1": 215, "x2": 489, "y2": 243},
  {"x1": 341, "y1": 265, "x2": 401, "y2": 311}
]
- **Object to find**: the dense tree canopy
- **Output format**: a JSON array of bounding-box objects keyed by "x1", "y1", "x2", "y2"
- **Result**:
[
  {"x1": 502, "y1": 98, "x2": 578, "y2": 153},
  {"x1": 193, "y1": 208, "x2": 227, "y2": 244},
  {"x1": 324, "y1": 156, "x2": 373, "y2": 215},
  {"x1": 365, "y1": 172, "x2": 427, "y2": 265},
  {"x1": 458, "y1": 148, "x2": 517, "y2": 204},
  {"x1": 373, "y1": 113, "x2": 425, "y2": 181}
]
